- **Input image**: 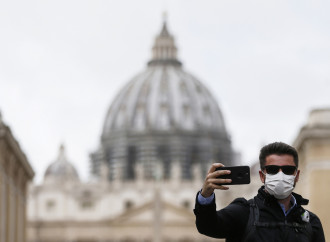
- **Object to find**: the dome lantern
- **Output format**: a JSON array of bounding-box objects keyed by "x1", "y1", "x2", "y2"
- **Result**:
[{"x1": 148, "y1": 19, "x2": 182, "y2": 67}]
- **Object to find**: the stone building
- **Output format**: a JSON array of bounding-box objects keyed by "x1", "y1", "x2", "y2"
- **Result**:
[
  {"x1": 293, "y1": 108, "x2": 330, "y2": 241},
  {"x1": 27, "y1": 20, "x2": 240, "y2": 242},
  {"x1": 0, "y1": 113, "x2": 35, "y2": 242}
]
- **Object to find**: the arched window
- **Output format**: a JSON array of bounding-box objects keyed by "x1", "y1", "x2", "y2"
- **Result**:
[{"x1": 125, "y1": 200, "x2": 134, "y2": 210}]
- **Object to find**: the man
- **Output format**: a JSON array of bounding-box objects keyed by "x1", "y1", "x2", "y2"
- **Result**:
[{"x1": 194, "y1": 142, "x2": 325, "y2": 241}]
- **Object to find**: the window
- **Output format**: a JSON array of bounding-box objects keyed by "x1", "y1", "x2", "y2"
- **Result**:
[
  {"x1": 126, "y1": 146, "x2": 137, "y2": 180},
  {"x1": 46, "y1": 199, "x2": 56, "y2": 212},
  {"x1": 125, "y1": 200, "x2": 134, "y2": 210},
  {"x1": 182, "y1": 200, "x2": 190, "y2": 209},
  {"x1": 157, "y1": 145, "x2": 171, "y2": 179},
  {"x1": 81, "y1": 201, "x2": 93, "y2": 210}
]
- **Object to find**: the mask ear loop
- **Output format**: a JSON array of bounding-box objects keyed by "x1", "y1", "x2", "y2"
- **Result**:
[
  {"x1": 292, "y1": 170, "x2": 298, "y2": 187},
  {"x1": 261, "y1": 170, "x2": 267, "y2": 184}
]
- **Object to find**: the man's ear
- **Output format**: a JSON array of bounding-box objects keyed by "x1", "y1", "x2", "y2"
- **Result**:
[
  {"x1": 259, "y1": 170, "x2": 265, "y2": 183},
  {"x1": 295, "y1": 170, "x2": 300, "y2": 183}
]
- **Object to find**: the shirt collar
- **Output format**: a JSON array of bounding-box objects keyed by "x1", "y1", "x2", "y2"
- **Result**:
[{"x1": 279, "y1": 194, "x2": 297, "y2": 216}]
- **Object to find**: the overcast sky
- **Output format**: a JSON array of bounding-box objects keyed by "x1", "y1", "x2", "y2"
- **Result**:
[{"x1": 1, "y1": 0, "x2": 330, "y2": 183}]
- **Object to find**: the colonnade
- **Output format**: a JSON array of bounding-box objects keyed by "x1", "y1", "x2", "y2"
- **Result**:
[{"x1": 0, "y1": 117, "x2": 35, "y2": 242}]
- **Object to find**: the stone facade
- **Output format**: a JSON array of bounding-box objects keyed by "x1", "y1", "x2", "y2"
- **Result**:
[
  {"x1": 0, "y1": 113, "x2": 35, "y2": 242},
  {"x1": 293, "y1": 108, "x2": 330, "y2": 241},
  {"x1": 28, "y1": 145, "x2": 243, "y2": 242}
]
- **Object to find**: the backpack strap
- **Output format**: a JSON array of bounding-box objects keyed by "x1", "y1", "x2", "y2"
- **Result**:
[
  {"x1": 241, "y1": 198, "x2": 258, "y2": 241},
  {"x1": 242, "y1": 198, "x2": 313, "y2": 241}
]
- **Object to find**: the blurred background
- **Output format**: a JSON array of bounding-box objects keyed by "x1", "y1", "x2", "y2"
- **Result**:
[{"x1": 0, "y1": 0, "x2": 329, "y2": 241}]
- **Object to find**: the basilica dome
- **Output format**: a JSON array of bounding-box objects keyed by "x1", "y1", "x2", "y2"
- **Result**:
[
  {"x1": 44, "y1": 144, "x2": 79, "y2": 184},
  {"x1": 91, "y1": 21, "x2": 233, "y2": 181},
  {"x1": 102, "y1": 23, "x2": 226, "y2": 134}
]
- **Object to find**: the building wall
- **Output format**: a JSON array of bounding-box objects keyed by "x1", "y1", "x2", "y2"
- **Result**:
[
  {"x1": 0, "y1": 117, "x2": 34, "y2": 242},
  {"x1": 28, "y1": 161, "x2": 246, "y2": 242},
  {"x1": 293, "y1": 108, "x2": 330, "y2": 241}
]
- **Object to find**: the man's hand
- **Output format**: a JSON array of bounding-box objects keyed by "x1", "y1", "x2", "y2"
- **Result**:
[{"x1": 201, "y1": 163, "x2": 232, "y2": 198}]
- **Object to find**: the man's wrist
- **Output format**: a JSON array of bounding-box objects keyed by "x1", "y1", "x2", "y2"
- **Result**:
[
  {"x1": 201, "y1": 191, "x2": 212, "y2": 198},
  {"x1": 201, "y1": 188, "x2": 214, "y2": 198},
  {"x1": 197, "y1": 191, "x2": 215, "y2": 205}
]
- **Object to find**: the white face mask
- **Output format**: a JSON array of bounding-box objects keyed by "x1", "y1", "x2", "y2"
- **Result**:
[{"x1": 264, "y1": 171, "x2": 296, "y2": 199}]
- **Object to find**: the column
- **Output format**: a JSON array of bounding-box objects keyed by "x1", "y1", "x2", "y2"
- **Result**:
[{"x1": 0, "y1": 165, "x2": 5, "y2": 242}]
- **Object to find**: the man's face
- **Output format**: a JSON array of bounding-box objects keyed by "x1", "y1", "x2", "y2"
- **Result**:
[{"x1": 259, "y1": 154, "x2": 300, "y2": 184}]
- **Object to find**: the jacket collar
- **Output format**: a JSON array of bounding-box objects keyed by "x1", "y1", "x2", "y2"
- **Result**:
[{"x1": 257, "y1": 186, "x2": 309, "y2": 206}]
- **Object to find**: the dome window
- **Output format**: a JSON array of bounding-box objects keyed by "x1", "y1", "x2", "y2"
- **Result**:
[
  {"x1": 134, "y1": 109, "x2": 146, "y2": 130},
  {"x1": 159, "y1": 81, "x2": 169, "y2": 104},
  {"x1": 115, "y1": 108, "x2": 126, "y2": 129},
  {"x1": 180, "y1": 81, "x2": 189, "y2": 103},
  {"x1": 182, "y1": 105, "x2": 194, "y2": 129},
  {"x1": 158, "y1": 105, "x2": 170, "y2": 129},
  {"x1": 203, "y1": 106, "x2": 212, "y2": 126},
  {"x1": 196, "y1": 84, "x2": 202, "y2": 93}
]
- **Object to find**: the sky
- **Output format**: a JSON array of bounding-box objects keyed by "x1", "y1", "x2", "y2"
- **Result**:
[{"x1": 0, "y1": 0, "x2": 330, "y2": 183}]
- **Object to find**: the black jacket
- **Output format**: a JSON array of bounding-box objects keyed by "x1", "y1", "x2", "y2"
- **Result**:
[{"x1": 194, "y1": 186, "x2": 325, "y2": 242}]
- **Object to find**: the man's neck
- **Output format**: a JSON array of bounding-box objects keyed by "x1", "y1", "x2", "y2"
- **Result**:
[{"x1": 277, "y1": 194, "x2": 293, "y2": 211}]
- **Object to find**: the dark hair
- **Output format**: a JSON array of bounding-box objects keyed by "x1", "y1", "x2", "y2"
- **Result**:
[{"x1": 259, "y1": 142, "x2": 298, "y2": 169}]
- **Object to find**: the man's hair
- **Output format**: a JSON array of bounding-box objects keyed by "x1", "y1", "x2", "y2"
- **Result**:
[{"x1": 259, "y1": 142, "x2": 299, "y2": 169}]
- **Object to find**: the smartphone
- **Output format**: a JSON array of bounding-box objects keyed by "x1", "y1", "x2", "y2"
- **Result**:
[{"x1": 215, "y1": 166, "x2": 250, "y2": 185}]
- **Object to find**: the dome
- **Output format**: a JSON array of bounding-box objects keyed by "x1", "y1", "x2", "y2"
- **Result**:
[
  {"x1": 91, "y1": 20, "x2": 233, "y2": 182},
  {"x1": 102, "y1": 22, "x2": 226, "y2": 135},
  {"x1": 44, "y1": 144, "x2": 79, "y2": 184}
]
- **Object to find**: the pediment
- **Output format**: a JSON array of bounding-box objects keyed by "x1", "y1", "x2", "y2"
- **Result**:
[{"x1": 111, "y1": 200, "x2": 195, "y2": 226}]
